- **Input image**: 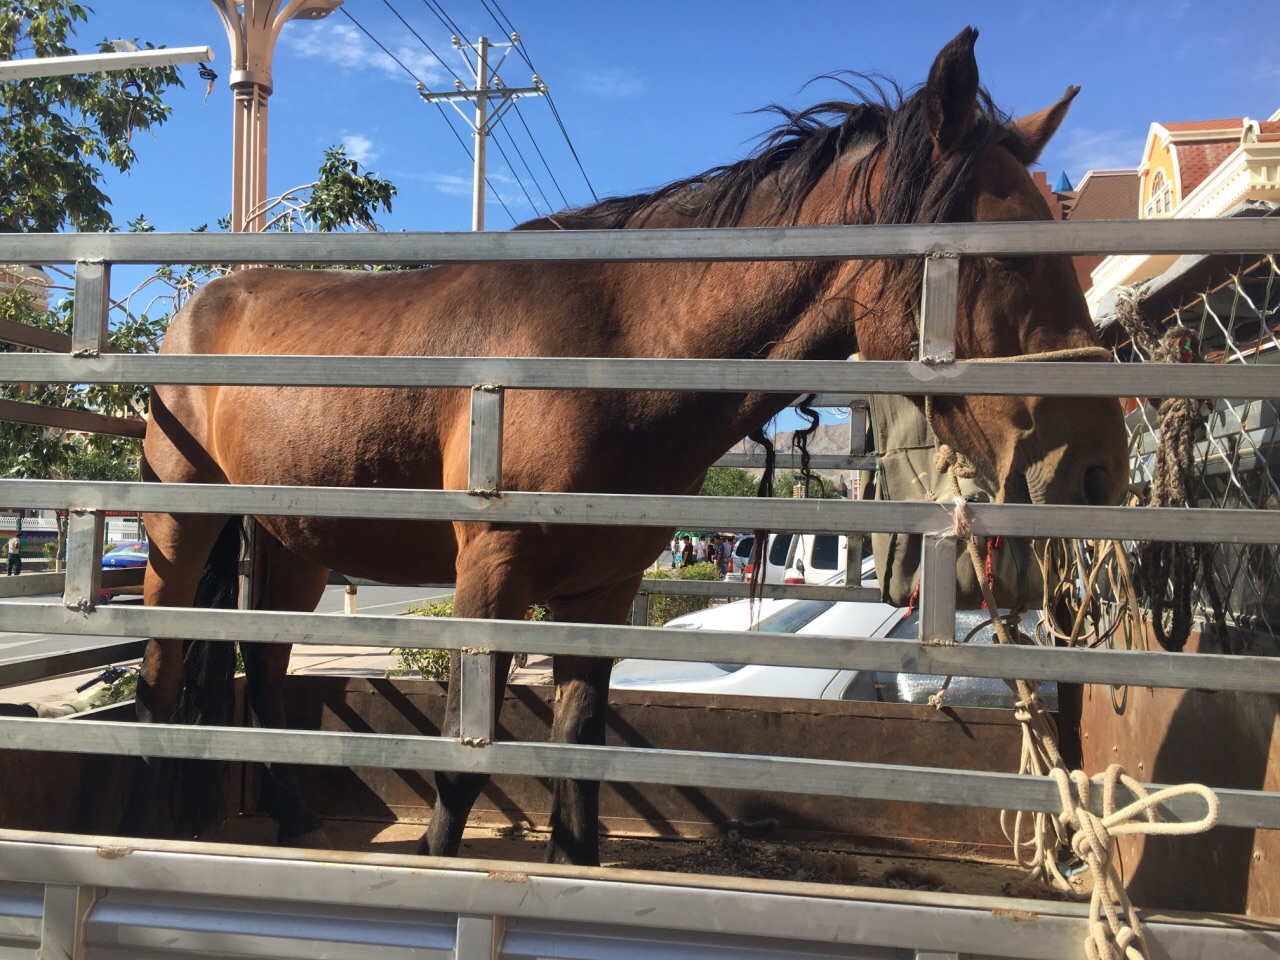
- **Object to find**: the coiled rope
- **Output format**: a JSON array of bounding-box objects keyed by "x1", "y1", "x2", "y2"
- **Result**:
[
  {"x1": 1051, "y1": 766, "x2": 1219, "y2": 960},
  {"x1": 927, "y1": 405, "x2": 1220, "y2": 960}
]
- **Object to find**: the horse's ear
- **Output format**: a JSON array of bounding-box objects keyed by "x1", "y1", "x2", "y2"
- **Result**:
[
  {"x1": 1009, "y1": 85, "x2": 1080, "y2": 165},
  {"x1": 925, "y1": 27, "x2": 980, "y2": 156}
]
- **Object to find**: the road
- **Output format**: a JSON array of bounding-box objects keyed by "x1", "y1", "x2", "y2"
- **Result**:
[{"x1": 0, "y1": 583, "x2": 454, "y2": 667}]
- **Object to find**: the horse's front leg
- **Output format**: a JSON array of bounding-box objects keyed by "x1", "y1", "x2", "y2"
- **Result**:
[
  {"x1": 420, "y1": 551, "x2": 527, "y2": 858},
  {"x1": 546, "y1": 654, "x2": 615, "y2": 865},
  {"x1": 544, "y1": 578, "x2": 639, "y2": 866}
]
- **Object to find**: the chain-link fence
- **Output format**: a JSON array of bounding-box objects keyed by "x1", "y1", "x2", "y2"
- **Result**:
[{"x1": 1102, "y1": 241, "x2": 1279, "y2": 649}]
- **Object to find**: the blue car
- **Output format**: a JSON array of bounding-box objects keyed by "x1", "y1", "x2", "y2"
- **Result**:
[
  {"x1": 99, "y1": 541, "x2": 149, "y2": 602},
  {"x1": 101, "y1": 541, "x2": 149, "y2": 569}
]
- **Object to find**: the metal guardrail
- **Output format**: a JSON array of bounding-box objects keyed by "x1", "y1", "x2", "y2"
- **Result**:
[
  {"x1": 1, "y1": 221, "x2": 1279, "y2": 955},
  {"x1": 3, "y1": 833, "x2": 1275, "y2": 960}
]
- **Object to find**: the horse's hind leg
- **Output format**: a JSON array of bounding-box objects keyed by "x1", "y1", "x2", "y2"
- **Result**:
[
  {"x1": 240, "y1": 529, "x2": 331, "y2": 846},
  {"x1": 419, "y1": 552, "x2": 527, "y2": 857},
  {"x1": 136, "y1": 511, "x2": 236, "y2": 723},
  {"x1": 544, "y1": 578, "x2": 639, "y2": 866},
  {"x1": 124, "y1": 510, "x2": 235, "y2": 838}
]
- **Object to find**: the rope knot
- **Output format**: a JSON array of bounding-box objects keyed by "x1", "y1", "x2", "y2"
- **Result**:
[
  {"x1": 1013, "y1": 693, "x2": 1044, "y2": 725},
  {"x1": 933, "y1": 443, "x2": 977, "y2": 478},
  {"x1": 1049, "y1": 765, "x2": 1220, "y2": 960}
]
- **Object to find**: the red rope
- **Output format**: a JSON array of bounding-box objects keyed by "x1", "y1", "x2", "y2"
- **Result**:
[{"x1": 982, "y1": 536, "x2": 1002, "y2": 610}]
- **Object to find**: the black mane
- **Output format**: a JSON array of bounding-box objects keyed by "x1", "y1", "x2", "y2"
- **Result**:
[{"x1": 539, "y1": 75, "x2": 1021, "y2": 233}]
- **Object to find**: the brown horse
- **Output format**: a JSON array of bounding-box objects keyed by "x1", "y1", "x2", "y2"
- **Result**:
[{"x1": 136, "y1": 28, "x2": 1127, "y2": 863}]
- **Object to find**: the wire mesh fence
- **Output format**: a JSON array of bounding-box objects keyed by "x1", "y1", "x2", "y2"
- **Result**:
[{"x1": 1107, "y1": 252, "x2": 1279, "y2": 650}]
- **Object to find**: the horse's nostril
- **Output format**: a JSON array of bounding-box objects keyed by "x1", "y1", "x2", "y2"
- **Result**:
[{"x1": 1083, "y1": 465, "x2": 1115, "y2": 506}]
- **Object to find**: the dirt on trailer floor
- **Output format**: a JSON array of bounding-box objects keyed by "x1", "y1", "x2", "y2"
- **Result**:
[{"x1": 218, "y1": 815, "x2": 1077, "y2": 902}]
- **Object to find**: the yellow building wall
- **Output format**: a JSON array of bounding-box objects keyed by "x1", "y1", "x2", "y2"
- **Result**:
[{"x1": 1141, "y1": 138, "x2": 1177, "y2": 218}]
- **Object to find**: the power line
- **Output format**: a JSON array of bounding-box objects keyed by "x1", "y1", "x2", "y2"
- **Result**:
[
  {"x1": 341, "y1": 6, "x2": 517, "y2": 227},
  {"x1": 490, "y1": 126, "x2": 549, "y2": 215},
  {"x1": 418, "y1": 0, "x2": 475, "y2": 76},
  {"x1": 381, "y1": 0, "x2": 464, "y2": 86},
  {"x1": 512, "y1": 100, "x2": 570, "y2": 208},
  {"x1": 480, "y1": 0, "x2": 597, "y2": 202},
  {"x1": 337, "y1": 6, "x2": 428, "y2": 86},
  {"x1": 420, "y1": 0, "x2": 471, "y2": 43}
]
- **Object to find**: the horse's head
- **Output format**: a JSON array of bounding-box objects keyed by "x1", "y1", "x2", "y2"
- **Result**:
[{"x1": 854, "y1": 28, "x2": 1127, "y2": 509}]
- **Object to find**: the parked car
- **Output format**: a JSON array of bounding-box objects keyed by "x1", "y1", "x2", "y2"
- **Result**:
[
  {"x1": 722, "y1": 534, "x2": 756, "y2": 582},
  {"x1": 99, "y1": 540, "x2": 149, "y2": 601},
  {"x1": 611, "y1": 575, "x2": 1052, "y2": 709},
  {"x1": 101, "y1": 541, "x2": 149, "y2": 568},
  {"x1": 727, "y1": 532, "x2": 853, "y2": 585}
]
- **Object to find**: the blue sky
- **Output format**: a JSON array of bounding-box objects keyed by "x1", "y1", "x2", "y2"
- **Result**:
[
  {"x1": 82, "y1": 1, "x2": 1278, "y2": 233},
  {"x1": 47, "y1": 2, "x2": 1280, "y2": 434}
]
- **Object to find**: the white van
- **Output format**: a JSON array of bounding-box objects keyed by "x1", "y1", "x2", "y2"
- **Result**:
[{"x1": 739, "y1": 532, "x2": 854, "y2": 585}]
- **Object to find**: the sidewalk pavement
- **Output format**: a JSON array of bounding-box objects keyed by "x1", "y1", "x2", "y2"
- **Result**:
[{"x1": 3, "y1": 622, "x2": 556, "y2": 713}]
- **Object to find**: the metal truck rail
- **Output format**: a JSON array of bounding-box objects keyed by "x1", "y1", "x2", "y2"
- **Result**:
[{"x1": 0, "y1": 219, "x2": 1278, "y2": 958}]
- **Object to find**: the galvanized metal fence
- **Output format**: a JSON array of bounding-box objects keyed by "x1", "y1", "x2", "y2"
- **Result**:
[{"x1": 0, "y1": 220, "x2": 1279, "y2": 958}]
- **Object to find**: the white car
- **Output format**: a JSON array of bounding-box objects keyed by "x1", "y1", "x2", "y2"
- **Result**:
[
  {"x1": 612, "y1": 572, "x2": 1052, "y2": 709},
  {"x1": 724, "y1": 532, "x2": 853, "y2": 585}
]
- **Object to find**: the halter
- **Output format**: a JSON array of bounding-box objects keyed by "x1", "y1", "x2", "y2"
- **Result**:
[{"x1": 921, "y1": 345, "x2": 1113, "y2": 438}]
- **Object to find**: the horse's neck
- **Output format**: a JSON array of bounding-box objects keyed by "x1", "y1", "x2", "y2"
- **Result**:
[{"x1": 616, "y1": 148, "x2": 874, "y2": 367}]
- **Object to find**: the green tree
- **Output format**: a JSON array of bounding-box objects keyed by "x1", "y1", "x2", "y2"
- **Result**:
[
  {"x1": 698, "y1": 467, "x2": 757, "y2": 498},
  {"x1": 0, "y1": 1, "x2": 181, "y2": 233},
  {"x1": 300, "y1": 145, "x2": 396, "y2": 233},
  {"x1": 773, "y1": 470, "x2": 841, "y2": 499}
]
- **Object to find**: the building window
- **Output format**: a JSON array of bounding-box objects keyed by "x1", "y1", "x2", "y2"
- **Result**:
[{"x1": 1145, "y1": 169, "x2": 1173, "y2": 217}]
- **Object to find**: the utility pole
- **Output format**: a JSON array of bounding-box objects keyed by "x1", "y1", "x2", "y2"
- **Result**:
[
  {"x1": 211, "y1": 0, "x2": 343, "y2": 233},
  {"x1": 417, "y1": 35, "x2": 547, "y2": 230}
]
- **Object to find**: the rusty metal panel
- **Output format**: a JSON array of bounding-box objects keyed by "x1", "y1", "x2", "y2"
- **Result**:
[{"x1": 1079, "y1": 630, "x2": 1280, "y2": 917}]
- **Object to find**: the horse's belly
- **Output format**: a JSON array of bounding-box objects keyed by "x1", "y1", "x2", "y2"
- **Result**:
[{"x1": 258, "y1": 516, "x2": 459, "y2": 585}]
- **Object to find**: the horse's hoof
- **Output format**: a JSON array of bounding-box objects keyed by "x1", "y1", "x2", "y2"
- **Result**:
[{"x1": 279, "y1": 825, "x2": 333, "y2": 849}]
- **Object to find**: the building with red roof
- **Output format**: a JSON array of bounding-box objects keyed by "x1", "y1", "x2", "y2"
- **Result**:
[{"x1": 1077, "y1": 109, "x2": 1280, "y2": 316}]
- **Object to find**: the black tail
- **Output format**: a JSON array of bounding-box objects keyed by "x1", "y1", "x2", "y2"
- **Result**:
[
  {"x1": 173, "y1": 516, "x2": 242, "y2": 726},
  {"x1": 167, "y1": 516, "x2": 242, "y2": 837}
]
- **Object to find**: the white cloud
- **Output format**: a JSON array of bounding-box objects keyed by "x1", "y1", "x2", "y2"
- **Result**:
[
  {"x1": 579, "y1": 67, "x2": 644, "y2": 98},
  {"x1": 341, "y1": 133, "x2": 379, "y2": 165},
  {"x1": 283, "y1": 21, "x2": 445, "y2": 86},
  {"x1": 427, "y1": 173, "x2": 473, "y2": 198},
  {"x1": 424, "y1": 170, "x2": 531, "y2": 209},
  {"x1": 1054, "y1": 126, "x2": 1147, "y2": 176}
]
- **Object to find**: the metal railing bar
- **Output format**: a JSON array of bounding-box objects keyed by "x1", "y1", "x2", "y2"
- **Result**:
[
  {"x1": 4, "y1": 602, "x2": 1280, "y2": 696},
  {"x1": 0, "y1": 717, "x2": 1270, "y2": 829},
  {"x1": 1, "y1": 220, "x2": 1277, "y2": 266},
  {"x1": 0, "y1": 568, "x2": 143, "y2": 600},
  {"x1": 0, "y1": 398, "x2": 146, "y2": 439},
  {"x1": 712, "y1": 452, "x2": 875, "y2": 471},
  {"x1": 0, "y1": 481, "x2": 1276, "y2": 545},
  {"x1": 2, "y1": 833, "x2": 1276, "y2": 960},
  {"x1": 2, "y1": 354, "x2": 1276, "y2": 401},
  {"x1": 635, "y1": 579, "x2": 880, "y2": 602},
  {"x1": 0, "y1": 640, "x2": 146, "y2": 689},
  {"x1": 0, "y1": 316, "x2": 121, "y2": 354}
]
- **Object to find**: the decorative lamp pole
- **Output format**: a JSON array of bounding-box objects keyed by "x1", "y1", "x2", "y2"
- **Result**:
[{"x1": 211, "y1": 0, "x2": 342, "y2": 233}]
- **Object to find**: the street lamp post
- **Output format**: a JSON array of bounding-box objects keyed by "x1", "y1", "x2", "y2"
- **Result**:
[{"x1": 210, "y1": 0, "x2": 342, "y2": 233}]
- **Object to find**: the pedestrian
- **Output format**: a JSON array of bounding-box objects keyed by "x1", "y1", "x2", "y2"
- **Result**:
[
  {"x1": 680, "y1": 535, "x2": 694, "y2": 568},
  {"x1": 715, "y1": 536, "x2": 730, "y2": 576},
  {"x1": 696, "y1": 536, "x2": 708, "y2": 563},
  {"x1": 6, "y1": 533, "x2": 21, "y2": 576}
]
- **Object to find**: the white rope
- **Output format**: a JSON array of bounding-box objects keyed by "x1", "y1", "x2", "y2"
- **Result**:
[
  {"x1": 923, "y1": 452, "x2": 1223, "y2": 960},
  {"x1": 1051, "y1": 765, "x2": 1220, "y2": 960}
]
